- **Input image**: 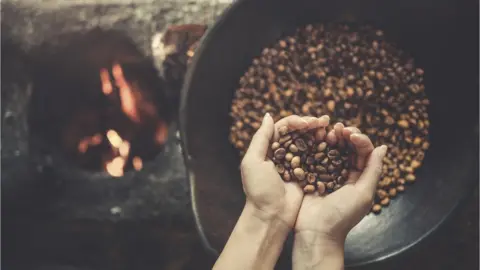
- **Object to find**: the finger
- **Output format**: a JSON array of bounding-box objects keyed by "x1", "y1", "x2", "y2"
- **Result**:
[
  {"x1": 315, "y1": 128, "x2": 327, "y2": 142},
  {"x1": 350, "y1": 133, "x2": 375, "y2": 170},
  {"x1": 244, "y1": 113, "x2": 275, "y2": 161},
  {"x1": 355, "y1": 145, "x2": 388, "y2": 193},
  {"x1": 326, "y1": 129, "x2": 337, "y2": 146},
  {"x1": 334, "y1": 122, "x2": 345, "y2": 147},
  {"x1": 274, "y1": 115, "x2": 329, "y2": 140}
]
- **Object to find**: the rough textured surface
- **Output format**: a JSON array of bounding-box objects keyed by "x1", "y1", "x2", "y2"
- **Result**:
[{"x1": 1, "y1": 0, "x2": 228, "y2": 220}]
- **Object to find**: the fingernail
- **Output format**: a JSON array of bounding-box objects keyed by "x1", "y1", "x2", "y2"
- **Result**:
[
  {"x1": 263, "y1": 112, "x2": 271, "y2": 124},
  {"x1": 380, "y1": 145, "x2": 388, "y2": 155},
  {"x1": 320, "y1": 115, "x2": 330, "y2": 121}
]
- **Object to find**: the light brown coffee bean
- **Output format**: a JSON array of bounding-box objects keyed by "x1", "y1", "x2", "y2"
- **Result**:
[
  {"x1": 388, "y1": 188, "x2": 397, "y2": 197},
  {"x1": 380, "y1": 197, "x2": 390, "y2": 206},
  {"x1": 293, "y1": 168, "x2": 305, "y2": 180},
  {"x1": 285, "y1": 152, "x2": 294, "y2": 162},
  {"x1": 317, "y1": 142, "x2": 327, "y2": 152},
  {"x1": 316, "y1": 165, "x2": 327, "y2": 174},
  {"x1": 317, "y1": 181, "x2": 326, "y2": 195},
  {"x1": 376, "y1": 189, "x2": 387, "y2": 200},
  {"x1": 304, "y1": 184, "x2": 316, "y2": 193},
  {"x1": 406, "y1": 174, "x2": 416, "y2": 183},
  {"x1": 271, "y1": 142, "x2": 280, "y2": 151},
  {"x1": 289, "y1": 144, "x2": 299, "y2": 153},
  {"x1": 372, "y1": 204, "x2": 382, "y2": 214},
  {"x1": 396, "y1": 185, "x2": 405, "y2": 192},
  {"x1": 291, "y1": 156, "x2": 301, "y2": 168}
]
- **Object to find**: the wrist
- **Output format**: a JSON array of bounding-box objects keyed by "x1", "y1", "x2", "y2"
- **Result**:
[{"x1": 293, "y1": 231, "x2": 345, "y2": 270}]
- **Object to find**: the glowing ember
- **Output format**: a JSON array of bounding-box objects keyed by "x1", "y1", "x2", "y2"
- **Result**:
[
  {"x1": 78, "y1": 133, "x2": 103, "y2": 153},
  {"x1": 155, "y1": 122, "x2": 168, "y2": 145},
  {"x1": 100, "y1": 68, "x2": 113, "y2": 95},
  {"x1": 112, "y1": 63, "x2": 141, "y2": 123},
  {"x1": 119, "y1": 141, "x2": 130, "y2": 157},
  {"x1": 106, "y1": 156, "x2": 126, "y2": 177},
  {"x1": 133, "y1": 156, "x2": 143, "y2": 171},
  {"x1": 106, "y1": 129, "x2": 123, "y2": 148}
]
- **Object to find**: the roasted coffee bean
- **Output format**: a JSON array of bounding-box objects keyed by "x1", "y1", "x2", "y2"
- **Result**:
[
  {"x1": 304, "y1": 184, "x2": 316, "y2": 193},
  {"x1": 283, "y1": 170, "x2": 292, "y2": 181},
  {"x1": 307, "y1": 173, "x2": 317, "y2": 183},
  {"x1": 271, "y1": 142, "x2": 280, "y2": 151},
  {"x1": 289, "y1": 144, "x2": 299, "y2": 153},
  {"x1": 291, "y1": 156, "x2": 301, "y2": 169},
  {"x1": 274, "y1": 148, "x2": 286, "y2": 159},
  {"x1": 276, "y1": 164, "x2": 285, "y2": 174},
  {"x1": 295, "y1": 138, "x2": 308, "y2": 151},
  {"x1": 388, "y1": 188, "x2": 397, "y2": 197},
  {"x1": 376, "y1": 189, "x2": 387, "y2": 200},
  {"x1": 319, "y1": 174, "x2": 333, "y2": 182},
  {"x1": 326, "y1": 182, "x2": 335, "y2": 191},
  {"x1": 380, "y1": 197, "x2": 390, "y2": 206},
  {"x1": 293, "y1": 168, "x2": 306, "y2": 180},
  {"x1": 317, "y1": 142, "x2": 327, "y2": 152},
  {"x1": 372, "y1": 204, "x2": 382, "y2": 214},
  {"x1": 317, "y1": 181, "x2": 326, "y2": 195},
  {"x1": 230, "y1": 24, "x2": 430, "y2": 212}
]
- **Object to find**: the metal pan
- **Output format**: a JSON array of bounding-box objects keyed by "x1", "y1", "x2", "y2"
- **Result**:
[{"x1": 179, "y1": 0, "x2": 479, "y2": 267}]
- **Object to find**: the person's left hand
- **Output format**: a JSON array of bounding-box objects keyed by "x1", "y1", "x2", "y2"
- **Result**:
[{"x1": 240, "y1": 114, "x2": 330, "y2": 228}]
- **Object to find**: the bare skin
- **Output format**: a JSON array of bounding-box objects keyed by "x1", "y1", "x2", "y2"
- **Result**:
[{"x1": 213, "y1": 114, "x2": 386, "y2": 270}]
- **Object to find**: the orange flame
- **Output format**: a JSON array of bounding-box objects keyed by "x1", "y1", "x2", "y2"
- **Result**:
[
  {"x1": 133, "y1": 156, "x2": 143, "y2": 171},
  {"x1": 100, "y1": 68, "x2": 113, "y2": 95},
  {"x1": 106, "y1": 156, "x2": 126, "y2": 177},
  {"x1": 112, "y1": 63, "x2": 141, "y2": 123}
]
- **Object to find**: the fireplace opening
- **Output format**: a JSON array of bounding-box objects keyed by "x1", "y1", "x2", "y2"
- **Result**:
[{"x1": 29, "y1": 29, "x2": 170, "y2": 177}]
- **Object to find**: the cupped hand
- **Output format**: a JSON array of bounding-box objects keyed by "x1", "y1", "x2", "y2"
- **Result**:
[
  {"x1": 294, "y1": 122, "x2": 388, "y2": 242},
  {"x1": 240, "y1": 114, "x2": 330, "y2": 228}
]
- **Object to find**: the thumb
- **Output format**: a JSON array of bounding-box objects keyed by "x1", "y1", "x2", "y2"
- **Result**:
[
  {"x1": 244, "y1": 113, "x2": 275, "y2": 161},
  {"x1": 355, "y1": 145, "x2": 388, "y2": 194}
]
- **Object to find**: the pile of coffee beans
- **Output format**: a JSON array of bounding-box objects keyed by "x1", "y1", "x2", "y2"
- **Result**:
[
  {"x1": 229, "y1": 23, "x2": 430, "y2": 214},
  {"x1": 271, "y1": 126, "x2": 350, "y2": 194}
]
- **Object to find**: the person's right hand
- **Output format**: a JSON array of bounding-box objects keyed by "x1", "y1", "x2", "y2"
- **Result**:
[{"x1": 294, "y1": 123, "x2": 387, "y2": 247}]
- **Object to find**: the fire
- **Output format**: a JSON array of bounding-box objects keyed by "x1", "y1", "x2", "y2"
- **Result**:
[{"x1": 86, "y1": 63, "x2": 166, "y2": 177}]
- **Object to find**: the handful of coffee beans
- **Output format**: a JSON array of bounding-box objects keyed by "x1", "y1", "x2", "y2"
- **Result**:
[{"x1": 271, "y1": 126, "x2": 351, "y2": 194}]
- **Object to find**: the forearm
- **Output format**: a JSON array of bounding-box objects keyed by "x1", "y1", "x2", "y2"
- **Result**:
[
  {"x1": 293, "y1": 231, "x2": 345, "y2": 270},
  {"x1": 213, "y1": 202, "x2": 290, "y2": 270}
]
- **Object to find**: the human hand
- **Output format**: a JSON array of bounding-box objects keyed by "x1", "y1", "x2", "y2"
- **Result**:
[
  {"x1": 294, "y1": 122, "x2": 387, "y2": 245},
  {"x1": 240, "y1": 113, "x2": 330, "y2": 228}
]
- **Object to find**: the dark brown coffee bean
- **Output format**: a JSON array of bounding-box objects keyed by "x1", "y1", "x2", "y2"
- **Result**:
[
  {"x1": 319, "y1": 174, "x2": 333, "y2": 182},
  {"x1": 328, "y1": 149, "x2": 340, "y2": 159},
  {"x1": 274, "y1": 148, "x2": 286, "y2": 159},
  {"x1": 283, "y1": 170, "x2": 291, "y2": 181},
  {"x1": 295, "y1": 138, "x2": 308, "y2": 151},
  {"x1": 327, "y1": 164, "x2": 336, "y2": 173},
  {"x1": 306, "y1": 156, "x2": 315, "y2": 165},
  {"x1": 326, "y1": 182, "x2": 335, "y2": 190},
  {"x1": 307, "y1": 173, "x2": 316, "y2": 183},
  {"x1": 315, "y1": 165, "x2": 327, "y2": 174},
  {"x1": 341, "y1": 169, "x2": 349, "y2": 178},
  {"x1": 333, "y1": 184, "x2": 341, "y2": 191},
  {"x1": 276, "y1": 164, "x2": 285, "y2": 174}
]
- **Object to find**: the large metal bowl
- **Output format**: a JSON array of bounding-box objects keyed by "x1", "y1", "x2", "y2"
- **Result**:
[{"x1": 179, "y1": 0, "x2": 478, "y2": 267}]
